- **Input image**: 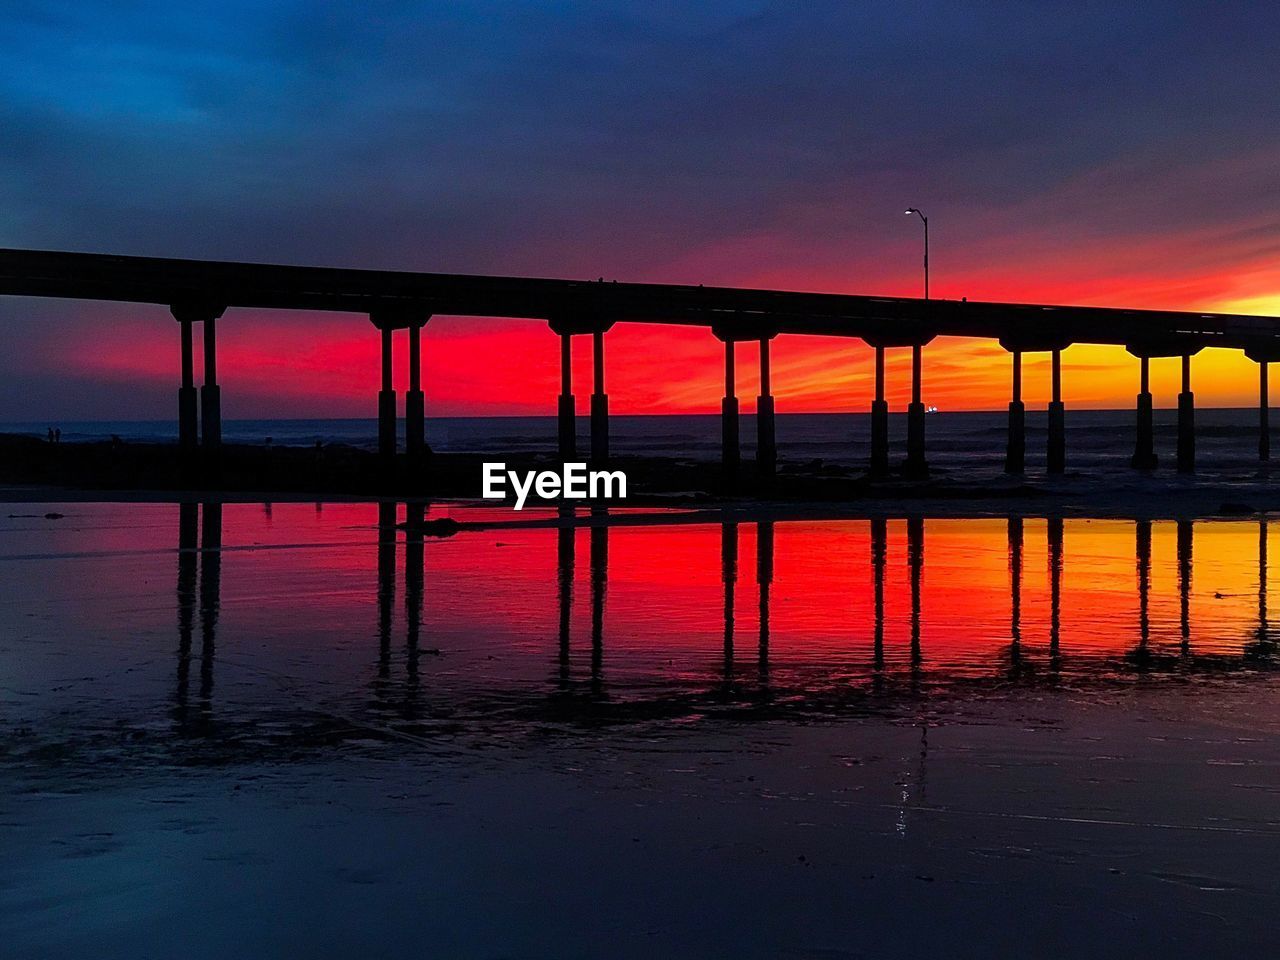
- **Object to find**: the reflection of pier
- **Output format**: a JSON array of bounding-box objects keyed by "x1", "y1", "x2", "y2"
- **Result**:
[
  {"x1": 11, "y1": 247, "x2": 1280, "y2": 488},
  {"x1": 174, "y1": 500, "x2": 221, "y2": 732},
  {"x1": 174, "y1": 509, "x2": 1280, "y2": 737}
]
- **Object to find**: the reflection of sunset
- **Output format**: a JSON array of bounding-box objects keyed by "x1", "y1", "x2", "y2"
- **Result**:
[{"x1": 10, "y1": 505, "x2": 1276, "y2": 705}]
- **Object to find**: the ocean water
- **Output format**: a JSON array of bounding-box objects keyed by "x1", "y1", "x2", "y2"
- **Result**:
[
  {"x1": 3, "y1": 407, "x2": 1275, "y2": 475},
  {"x1": 3, "y1": 502, "x2": 1280, "y2": 957}
]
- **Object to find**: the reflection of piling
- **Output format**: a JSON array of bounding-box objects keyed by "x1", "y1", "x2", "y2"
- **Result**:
[
  {"x1": 1259, "y1": 521, "x2": 1270, "y2": 646},
  {"x1": 871, "y1": 517, "x2": 887, "y2": 675},
  {"x1": 1048, "y1": 518, "x2": 1063, "y2": 668},
  {"x1": 589, "y1": 512, "x2": 607, "y2": 693},
  {"x1": 404, "y1": 503, "x2": 425, "y2": 688},
  {"x1": 198, "y1": 501, "x2": 222, "y2": 709},
  {"x1": 376, "y1": 502, "x2": 397, "y2": 685},
  {"x1": 1136, "y1": 519, "x2": 1152, "y2": 661},
  {"x1": 722, "y1": 520, "x2": 738, "y2": 682},
  {"x1": 557, "y1": 507, "x2": 575, "y2": 686},
  {"x1": 908, "y1": 516, "x2": 924, "y2": 669},
  {"x1": 1177, "y1": 520, "x2": 1192, "y2": 655},
  {"x1": 1008, "y1": 517, "x2": 1023, "y2": 668},
  {"x1": 757, "y1": 520, "x2": 774, "y2": 680},
  {"x1": 175, "y1": 502, "x2": 198, "y2": 718}
]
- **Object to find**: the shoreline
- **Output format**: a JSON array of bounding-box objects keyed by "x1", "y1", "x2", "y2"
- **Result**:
[{"x1": 6, "y1": 430, "x2": 1280, "y2": 520}]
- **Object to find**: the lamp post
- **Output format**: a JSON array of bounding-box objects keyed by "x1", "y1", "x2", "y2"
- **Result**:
[
  {"x1": 905, "y1": 207, "x2": 928, "y2": 300},
  {"x1": 903, "y1": 206, "x2": 930, "y2": 477}
]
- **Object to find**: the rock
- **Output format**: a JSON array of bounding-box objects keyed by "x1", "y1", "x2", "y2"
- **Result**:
[
  {"x1": 421, "y1": 517, "x2": 461, "y2": 537},
  {"x1": 1218, "y1": 502, "x2": 1255, "y2": 515}
]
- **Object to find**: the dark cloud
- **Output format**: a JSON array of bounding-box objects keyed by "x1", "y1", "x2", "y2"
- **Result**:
[{"x1": 3, "y1": 1, "x2": 1280, "y2": 416}]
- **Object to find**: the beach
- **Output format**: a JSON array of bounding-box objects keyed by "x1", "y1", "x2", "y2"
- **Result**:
[{"x1": 2, "y1": 500, "x2": 1280, "y2": 957}]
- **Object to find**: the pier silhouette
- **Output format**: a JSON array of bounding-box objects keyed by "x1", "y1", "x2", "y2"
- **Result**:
[{"x1": 7, "y1": 247, "x2": 1280, "y2": 489}]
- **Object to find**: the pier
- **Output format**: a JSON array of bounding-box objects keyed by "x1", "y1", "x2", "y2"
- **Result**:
[{"x1": 4, "y1": 247, "x2": 1280, "y2": 488}]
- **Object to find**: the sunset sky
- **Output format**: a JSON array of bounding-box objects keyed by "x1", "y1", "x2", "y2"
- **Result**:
[{"x1": 3, "y1": 2, "x2": 1280, "y2": 419}]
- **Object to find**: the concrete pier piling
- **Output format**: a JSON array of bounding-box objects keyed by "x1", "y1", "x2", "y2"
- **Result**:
[
  {"x1": 1177, "y1": 353, "x2": 1195, "y2": 474},
  {"x1": 177, "y1": 315, "x2": 197, "y2": 476},
  {"x1": 1005, "y1": 350, "x2": 1025, "y2": 474},
  {"x1": 756, "y1": 336, "x2": 776, "y2": 479},
  {"x1": 1132, "y1": 356, "x2": 1157, "y2": 470},
  {"x1": 557, "y1": 331, "x2": 575, "y2": 460},
  {"x1": 870, "y1": 346, "x2": 889, "y2": 478},
  {"x1": 377, "y1": 325, "x2": 397, "y2": 464},
  {"x1": 721, "y1": 338, "x2": 740, "y2": 484},
  {"x1": 405, "y1": 322, "x2": 426, "y2": 474},
  {"x1": 6, "y1": 247, "x2": 1280, "y2": 493},
  {"x1": 591, "y1": 329, "x2": 608, "y2": 466},
  {"x1": 1263, "y1": 361, "x2": 1272, "y2": 462},
  {"x1": 171, "y1": 301, "x2": 224, "y2": 484},
  {"x1": 1047, "y1": 348, "x2": 1066, "y2": 474},
  {"x1": 905, "y1": 343, "x2": 928, "y2": 478}
]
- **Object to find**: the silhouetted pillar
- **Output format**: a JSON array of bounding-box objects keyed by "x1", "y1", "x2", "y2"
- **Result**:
[
  {"x1": 405, "y1": 323, "x2": 425, "y2": 473},
  {"x1": 201, "y1": 316, "x2": 221, "y2": 468},
  {"x1": 378, "y1": 326, "x2": 396, "y2": 463},
  {"x1": 757, "y1": 337, "x2": 776, "y2": 479},
  {"x1": 905, "y1": 344, "x2": 928, "y2": 478},
  {"x1": 1005, "y1": 351, "x2": 1025, "y2": 474},
  {"x1": 757, "y1": 520, "x2": 774, "y2": 679},
  {"x1": 1261, "y1": 361, "x2": 1271, "y2": 462},
  {"x1": 1132, "y1": 356, "x2": 1157, "y2": 469},
  {"x1": 1047, "y1": 349, "x2": 1066, "y2": 474},
  {"x1": 178, "y1": 318, "x2": 197, "y2": 475},
  {"x1": 591, "y1": 330, "x2": 608, "y2": 465},
  {"x1": 722, "y1": 339, "x2": 740, "y2": 483},
  {"x1": 870, "y1": 346, "x2": 889, "y2": 478},
  {"x1": 1177, "y1": 354, "x2": 1194, "y2": 473},
  {"x1": 558, "y1": 333, "x2": 575, "y2": 459}
]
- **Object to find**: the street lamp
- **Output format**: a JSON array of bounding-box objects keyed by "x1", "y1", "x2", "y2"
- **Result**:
[{"x1": 904, "y1": 207, "x2": 928, "y2": 300}]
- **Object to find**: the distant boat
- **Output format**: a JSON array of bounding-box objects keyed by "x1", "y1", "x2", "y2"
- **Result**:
[{"x1": 926, "y1": 405, "x2": 939, "y2": 414}]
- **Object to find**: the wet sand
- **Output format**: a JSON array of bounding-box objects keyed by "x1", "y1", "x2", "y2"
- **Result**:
[
  {"x1": 3, "y1": 502, "x2": 1280, "y2": 957},
  {"x1": 5, "y1": 696, "x2": 1280, "y2": 959}
]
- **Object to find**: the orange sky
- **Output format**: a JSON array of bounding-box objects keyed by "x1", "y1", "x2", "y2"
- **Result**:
[{"x1": 37, "y1": 258, "x2": 1280, "y2": 419}]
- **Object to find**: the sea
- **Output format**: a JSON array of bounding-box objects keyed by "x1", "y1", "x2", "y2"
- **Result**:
[
  {"x1": 3, "y1": 407, "x2": 1275, "y2": 476},
  {"x1": 6, "y1": 410, "x2": 1280, "y2": 957}
]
